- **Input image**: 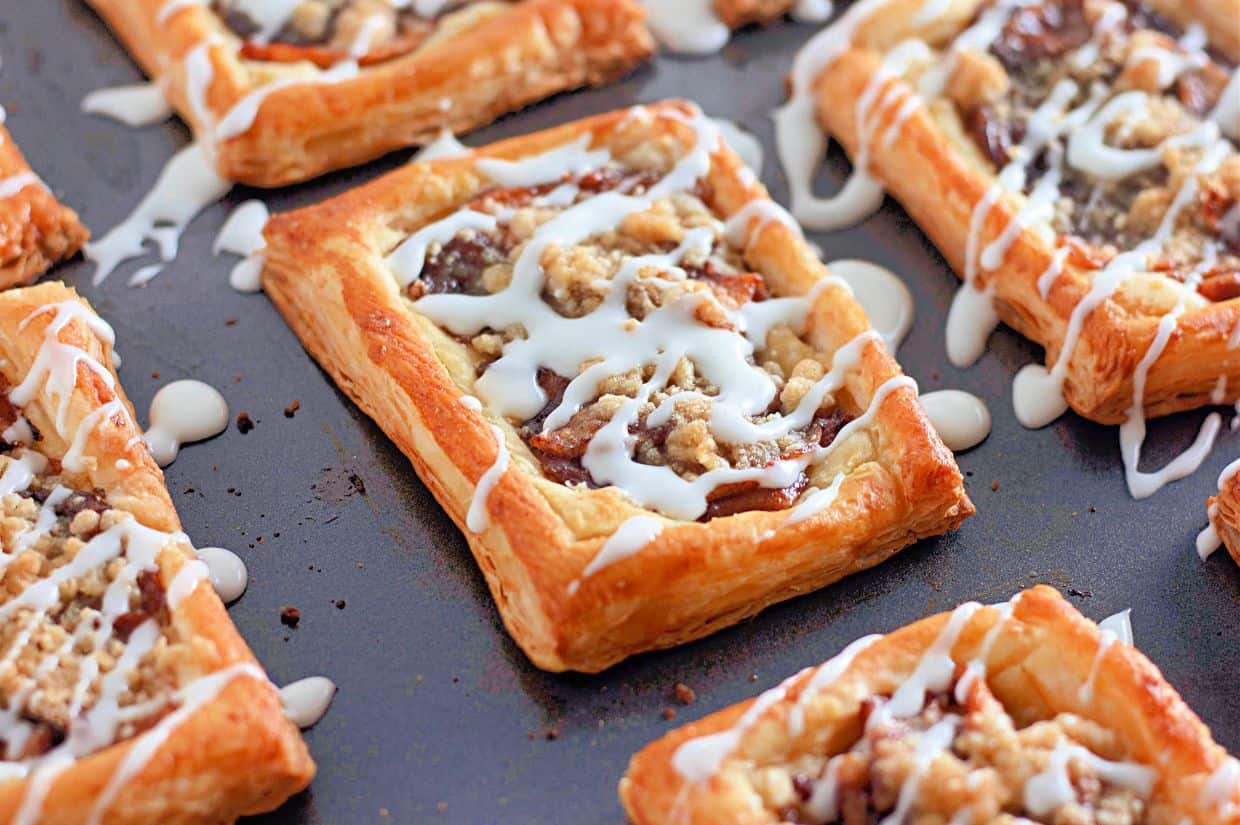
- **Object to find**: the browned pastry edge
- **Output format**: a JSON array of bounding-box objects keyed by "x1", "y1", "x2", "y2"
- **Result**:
[
  {"x1": 85, "y1": 0, "x2": 654, "y2": 187},
  {"x1": 0, "y1": 124, "x2": 89, "y2": 289},
  {"x1": 0, "y1": 282, "x2": 313, "y2": 824},
  {"x1": 620, "y1": 585, "x2": 1239, "y2": 824},
  {"x1": 261, "y1": 100, "x2": 973, "y2": 673}
]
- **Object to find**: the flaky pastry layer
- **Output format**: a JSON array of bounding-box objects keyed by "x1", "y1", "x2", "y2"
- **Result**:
[{"x1": 0, "y1": 124, "x2": 88, "y2": 289}]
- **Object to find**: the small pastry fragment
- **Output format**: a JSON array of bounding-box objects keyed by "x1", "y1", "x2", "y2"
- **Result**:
[
  {"x1": 85, "y1": 0, "x2": 653, "y2": 186},
  {"x1": 782, "y1": 0, "x2": 1240, "y2": 495},
  {"x1": 0, "y1": 118, "x2": 88, "y2": 287},
  {"x1": 0, "y1": 282, "x2": 313, "y2": 823},
  {"x1": 621, "y1": 586, "x2": 1240, "y2": 824},
  {"x1": 1201, "y1": 457, "x2": 1240, "y2": 564},
  {"x1": 261, "y1": 101, "x2": 973, "y2": 673}
]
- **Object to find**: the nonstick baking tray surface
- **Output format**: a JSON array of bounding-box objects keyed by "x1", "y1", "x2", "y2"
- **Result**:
[{"x1": 3, "y1": 4, "x2": 1238, "y2": 822}]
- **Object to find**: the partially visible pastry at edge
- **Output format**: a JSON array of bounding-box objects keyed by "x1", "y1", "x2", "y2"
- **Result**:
[
  {"x1": 621, "y1": 585, "x2": 1240, "y2": 825},
  {"x1": 793, "y1": 0, "x2": 1240, "y2": 426},
  {"x1": 0, "y1": 282, "x2": 313, "y2": 824},
  {"x1": 0, "y1": 119, "x2": 88, "y2": 288},
  {"x1": 261, "y1": 100, "x2": 973, "y2": 673},
  {"x1": 1202, "y1": 457, "x2": 1240, "y2": 564},
  {"x1": 85, "y1": 0, "x2": 653, "y2": 186}
]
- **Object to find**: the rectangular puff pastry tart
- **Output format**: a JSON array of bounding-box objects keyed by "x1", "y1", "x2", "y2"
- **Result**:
[
  {"x1": 0, "y1": 283, "x2": 313, "y2": 823},
  {"x1": 0, "y1": 119, "x2": 88, "y2": 289},
  {"x1": 261, "y1": 100, "x2": 974, "y2": 673},
  {"x1": 85, "y1": 0, "x2": 653, "y2": 187},
  {"x1": 789, "y1": 0, "x2": 1240, "y2": 430},
  {"x1": 621, "y1": 585, "x2": 1240, "y2": 825}
]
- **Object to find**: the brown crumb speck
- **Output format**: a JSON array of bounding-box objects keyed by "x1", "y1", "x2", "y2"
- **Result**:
[
  {"x1": 991, "y1": 479, "x2": 999, "y2": 491},
  {"x1": 437, "y1": 802, "x2": 448, "y2": 813},
  {"x1": 225, "y1": 318, "x2": 238, "y2": 326},
  {"x1": 662, "y1": 707, "x2": 677, "y2": 721},
  {"x1": 284, "y1": 400, "x2": 301, "y2": 418},
  {"x1": 334, "y1": 599, "x2": 346, "y2": 609},
  {"x1": 150, "y1": 371, "x2": 160, "y2": 379},
  {"x1": 544, "y1": 726, "x2": 559, "y2": 741},
  {"x1": 236, "y1": 412, "x2": 255, "y2": 434},
  {"x1": 280, "y1": 606, "x2": 301, "y2": 627},
  {"x1": 673, "y1": 682, "x2": 696, "y2": 705}
]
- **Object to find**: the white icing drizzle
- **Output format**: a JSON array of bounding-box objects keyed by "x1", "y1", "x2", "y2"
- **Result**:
[
  {"x1": 1079, "y1": 626, "x2": 1117, "y2": 704},
  {"x1": 1098, "y1": 607, "x2": 1133, "y2": 647},
  {"x1": 214, "y1": 199, "x2": 270, "y2": 293},
  {"x1": 884, "y1": 717, "x2": 961, "y2": 824},
  {"x1": 1197, "y1": 458, "x2": 1240, "y2": 560},
  {"x1": 774, "y1": 0, "x2": 893, "y2": 231},
  {"x1": 395, "y1": 107, "x2": 907, "y2": 522},
  {"x1": 953, "y1": 601, "x2": 1014, "y2": 704},
  {"x1": 1023, "y1": 739, "x2": 1155, "y2": 816},
  {"x1": 786, "y1": 471, "x2": 845, "y2": 526},
  {"x1": 85, "y1": 142, "x2": 231, "y2": 285},
  {"x1": 279, "y1": 676, "x2": 337, "y2": 729},
  {"x1": 410, "y1": 128, "x2": 470, "y2": 163},
  {"x1": 918, "y1": 390, "x2": 991, "y2": 452},
  {"x1": 643, "y1": 0, "x2": 730, "y2": 55},
  {"x1": 1201, "y1": 757, "x2": 1240, "y2": 816},
  {"x1": 143, "y1": 379, "x2": 230, "y2": 467},
  {"x1": 458, "y1": 394, "x2": 483, "y2": 411},
  {"x1": 827, "y1": 259, "x2": 914, "y2": 351},
  {"x1": 567, "y1": 515, "x2": 664, "y2": 594},
  {"x1": 1211, "y1": 68, "x2": 1240, "y2": 141},
  {"x1": 786, "y1": 633, "x2": 881, "y2": 736},
  {"x1": 0, "y1": 172, "x2": 41, "y2": 200},
  {"x1": 465, "y1": 425, "x2": 509, "y2": 532},
  {"x1": 792, "y1": 0, "x2": 834, "y2": 24},
  {"x1": 194, "y1": 546, "x2": 249, "y2": 603},
  {"x1": 882, "y1": 602, "x2": 980, "y2": 720},
  {"x1": 81, "y1": 82, "x2": 173, "y2": 128}
]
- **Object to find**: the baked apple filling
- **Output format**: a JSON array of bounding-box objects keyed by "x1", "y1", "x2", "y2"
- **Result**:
[
  {"x1": 212, "y1": 0, "x2": 510, "y2": 66},
  {"x1": 390, "y1": 128, "x2": 875, "y2": 522},
  {"x1": 750, "y1": 675, "x2": 1154, "y2": 825},
  {"x1": 943, "y1": 0, "x2": 1239, "y2": 301},
  {"x1": 0, "y1": 449, "x2": 189, "y2": 765}
]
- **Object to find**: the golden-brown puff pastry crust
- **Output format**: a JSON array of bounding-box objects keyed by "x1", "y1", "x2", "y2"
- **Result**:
[
  {"x1": 84, "y1": 0, "x2": 653, "y2": 187},
  {"x1": 1207, "y1": 462, "x2": 1240, "y2": 565},
  {"x1": 0, "y1": 123, "x2": 88, "y2": 289},
  {"x1": 808, "y1": 0, "x2": 1240, "y2": 425},
  {"x1": 261, "y1": 100, "x2": 973, "y2": 673},
  {"x1": 620, "y1": 585, "x2": 1240, "y2": 824},
  {"x1": 0, "y1": 282, "x2": 313, "y2": 824}
]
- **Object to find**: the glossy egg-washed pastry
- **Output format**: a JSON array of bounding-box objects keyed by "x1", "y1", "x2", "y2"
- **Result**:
[
  {"x1": 799, "y1": 0, "x2": 1240, "y2": 426},
  {"x1": 84, "y1": 0, "x2": 653, "y2": 186},
  {"x1": 621, "y1": 586, "x2": 1240, "y2": 824},
  {"x1": 261, "y1": 101, "x2": 974, "y2": 673},
  {"x1": 0, "y1": 283, "x2": 312, "y2": 824},
  {"x1": 0, "y1": 119, "x2": 88, "y2": 289}
]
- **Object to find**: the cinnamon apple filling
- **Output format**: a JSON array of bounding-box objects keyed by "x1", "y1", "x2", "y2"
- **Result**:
[
  {"x1": 0, "y1": 451, "x2": 191, "y2": 763},
  {"x1": 751, "y1": 674, "x2": 1154, "y2": 825},
  {"x1": 212, "y1": 0, "x2": 510, "y2": 66},
  {"x1": 391, "y1": 136, "x2": 869, "y2": 522},
  {"x1": 944, "y1": 0, "x2": 1239, "y2": 301}
]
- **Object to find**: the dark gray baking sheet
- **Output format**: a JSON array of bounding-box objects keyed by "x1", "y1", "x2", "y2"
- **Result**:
[{"x1": 1, "y1": 3, "x2": 1237, "y2": 822}]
